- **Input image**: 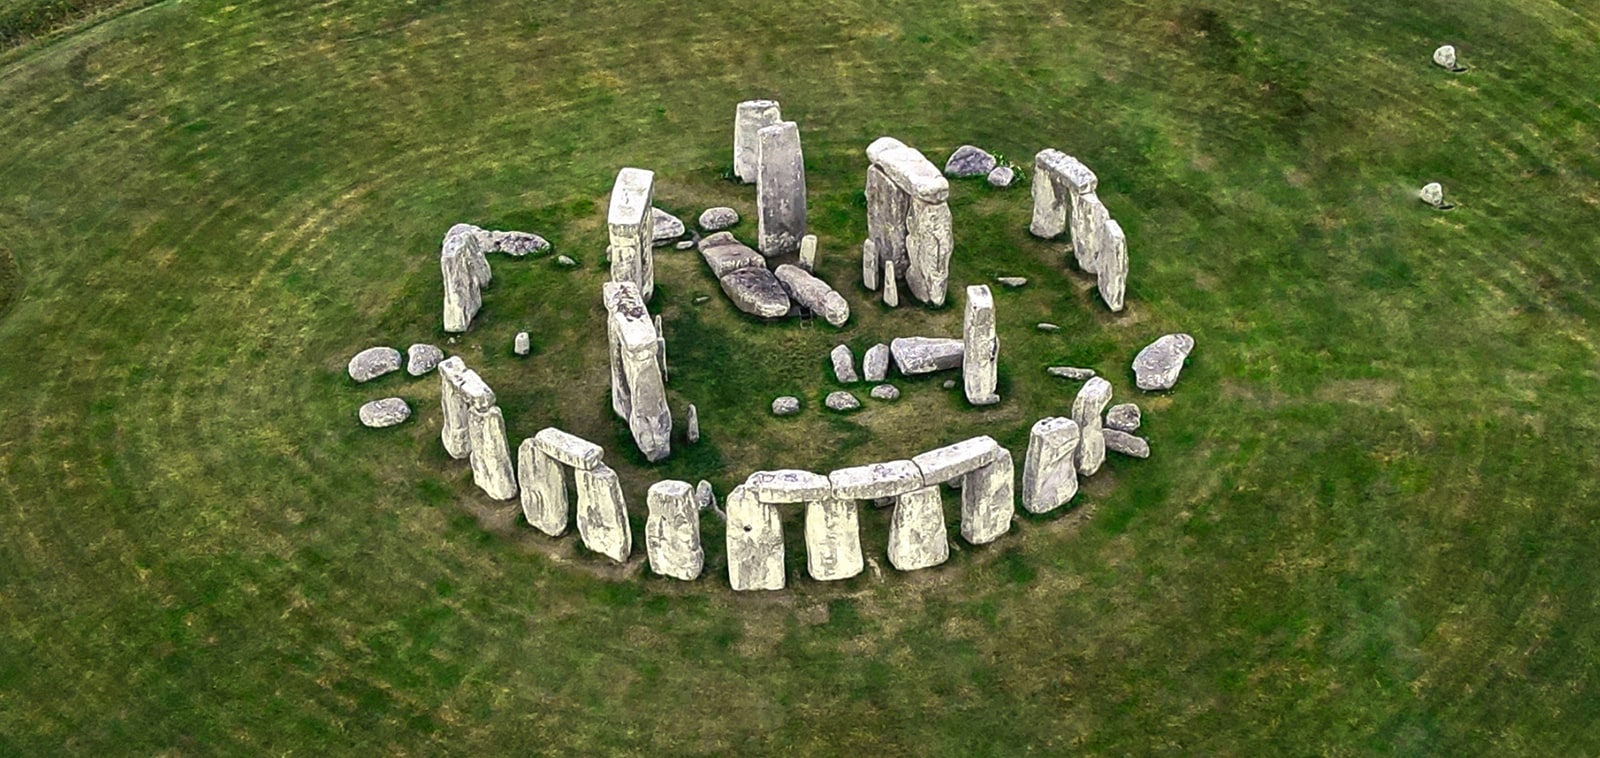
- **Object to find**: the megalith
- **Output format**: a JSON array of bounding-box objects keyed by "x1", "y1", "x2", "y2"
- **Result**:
[
  {"x1": 725, "y1": 484, "x2": 785, "y2": 591},
  {"x1": 864, "y1": 137, "x2": 954, "y2": 306},
  {"x1": 574, "y1": 463, "x2": 632, "y2": 563},
  {"x1": 603, "y1": 282, "x2": 672, "y2": 462},
  {"x1": 645, "y1": 480, "x2": 703, "y2": 581},
  {"x1": 607, "y1": 167, "x2": 656, "y2": 300},
  {"x1": 1071, "y1": 377, "x2": 1113, "y2": 476},
  {"x1": 962, "y1": 284, "x2": 999, "y2": 405},
  {"x1": 734, "y1": 100, "x2": 782, "y2": 183},
  {"x1": 1021, "y1": 416, "x2": 1080, "y2": 513},
  {"x1": 756, "y1": 121, "x2": 807, "y2": 256},
  {"x1": 887, "y1": 485, "x2": 949, "y2": 571},
  {"x1": 804, "y1": 497, "x2": 863, "y2": 581}
]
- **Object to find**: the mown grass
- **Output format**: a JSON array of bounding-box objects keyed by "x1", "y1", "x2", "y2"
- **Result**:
[{"x1": 2, "y1": 0, "x2": 1600, "y2": 753}]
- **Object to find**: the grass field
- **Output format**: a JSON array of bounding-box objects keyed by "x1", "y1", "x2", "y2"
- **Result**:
[{"x1": 2, "y1": 0, "x2": 1599, "y2": 753}]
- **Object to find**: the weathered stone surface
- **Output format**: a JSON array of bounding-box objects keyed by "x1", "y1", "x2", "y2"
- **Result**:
[
  {"x1": 870, "y1": 384, "x2": 899, "y2": 401},
  {"x1": 695, "y1": 480, "x2": 717, "y2": 511},
  {"x1": 574, "y1": 464, "x2": 631, "y2": 563},
  {"x1": 904, "y1": 199, "x2": 953, "y2": 306},
  {"x1": 452, "y1": 365, "x2": 496, "y2": 412},
  {"x1": 962, "y1": 447, "x2": 1014, "y2": 544},
  {"x1": 556, "y1": 255, "x2": 577, "y2": 267},
  {"x1": 887, "y1": 486, "x2": 949, "y2": 571},
  {"x1": 1037, "y1": 323, "x2": 1061, "y2": 332},
  {"x1": 349, "y1": 346, "x2": 402, "y2": 382},
  {"x1": 882, "y1": 260, "x2": 900, "y2": 307},
  {"x1": 828, "y1": 459, "x2": 924, "y2": 500},
  {"x1": 517, "y1": 441, "x2": 569, "y2": 536},
  {"x1": 962, "y1": 285, "x2": 999, "y2": 406},
  {"x1": 1106, "y1": 403, "x2": 1142, "y2": 432},
  {"x1": 406, "y1": 344, "x2": 444, "y2": 376},
  {"x1": 686, "y1": 403, "x2": 700, "y2": 444},
  {"x1": 698, "y1": 232, "x2": 765, "y2": 278},
  {"x1": 699, "y1": 206, "x2": 740, "y2": 231},
  {"x1": 805, "y1": 498, "x2": 863, "y2": 581},
  {"x1": 444, "y1": 224, "x2": 494, "y2": 285},
  {"x1": 437, "y1": 357, "x2": 471, "y2": 459},
  {"x1": 1030, "y1": 149, "x2": 1098, "y2": 242},
  {"x1": 996, "y1": 276, "x2": 1027, "y2": 288},
  {"x1": 513, "y1": 331, "x2": 530, "y2": 356},
  {"x1": 675, "y1": 240, "x2": 695, "y2": 250},
  {"x1": 1048, "y1": 366, "x2": 1096, "y2": 380},
  {"x1": 468, "y1": 406, "x2": 518, "y2": 500},
  {"x1": 1104, "y1": 429, "x2": 1151, "y2": 459},
  {"x1": 719, "y1": 266, "x2": 791, "y2": 318},
  {"x1": 866, "y1": 138, "x2": 950, "y2": 203},
  {"x1": 441, "y1": 231, "x2": 488, "y2": 333},
  {"x1": 645, "y1": 480, "x2": 703, "y2": 581},
  {"x1": 987, "y1": 166, "x2": 1015, "y2": 188},
  {"x1": 734, "y1": 100, "x2": 782, "y2": 183},
  {"x1": 756, "y1": 120, "x2": 806, "y2": 256},
  {"x1": 604, "y1": 282, "x2": 672, "y2": 462},
  {"x1": 772, "y1": 396, "x2": 800, "y2": 416},
  {"x1": 489, "y1": 230, "x2": 550, "y2": 256},
  {"x1": 862, "y1": 343, "x2": 890, "y2": 382},
  {"x1": 358, "y1": 398, "x2": 410, "y2": 428},
  {"x1": 651, "y1": 207, "x2": 685, "y2": 246},
  {"x1": 825, "y1": 391, "x2": 860, "y2": 412},
  {"x1": 776, "y1": 265, "x2": 849, "y2": 326},
  {"x1": 532, "y1": 426, "x2": 603, "y2": 470},
  {"x1": 865, "y1": 167, "x2": 909, "y2": 277},
  {"x1": 1071, "y1": 377, "x2": 1112, "y2": 477},
  {"x1": 1433, "y1": 44, "x2": 1458, "y2": 70},
  {"x1": 725, "y1": 485, "x2": 784, "y2": 590},
  {"x1": 1133, "y1": 333, "x2": 1195, "y2": 391},
  {"x1": 830, "y1": 344, "x2": 857, "y2": 384},
  {"x1": 862, "y1": 239, "x2": 881, "y2": 290},
  {"x1": 1022, "y1": 416, "x2": 1080, "y2": 514},
  {"x1": 1420, "y1": 182, "x2": 1447, "y2": 209},
  {"x1": 798, "y1": 234, "x2": 818, "y2": 271},
  {"x1": 912, "y1": 435, "x2": 1001, "y2": 484},
  {"x1": 891, "y1": 337, "x2": 964, "y2": 375},
  {"x1": 608, "y1": 167, "x2": 656, "y2": 300},
  {"x1": 1069, "y1": 192, "x2": 1112, "y2": 274},
  {"x1": 749, "y1": 469, "x2": 831, "y2": 504},
  {"x1": 944, "y1": 145, "x2": 997, "y2": 178},
  {"x1": 1097, "y1": 218, "x2": 1127, "y2": 312}
]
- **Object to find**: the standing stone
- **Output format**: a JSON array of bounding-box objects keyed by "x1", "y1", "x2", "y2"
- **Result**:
[
  {"x1": 863, "y1": 343, "x2": 890, "y2": 382},
  {"x1": 962, "y1": 448, "x2": 1014, "y2": 544},
  {"x1": 517, "y1": 440, "x2": 569, "y2": 536},
  {"x1": 437, "y1": 357, "x2": 471, "y2": 459},
  {"x1": 904, "y1": 199, "x2": 953, "y2": 306},
  {"x1": 882, "y1": 260, "x2": 900, "y2": 307},
  {"x1": 1030, "y1": 149, "x2": 1097, "y2": 240},
  {"x1": 1104, "y1": 429, "x2": 1151, "y2": 459},
  {"x1": 604, "y1": 282, "x2": 672, "y2": 462},
  {"x1": 865, "y1": 166, "x2": 911, "y2": 277},
  {"x1": 862, "y1": 239, "x2": 881, "y2": 291},
  {"x1": 645, "y1": 480, "x2": 703, "y2": 581},
  {"x1": 1022, "y1": 417, "x2": 1081, "y2": 514},
  {"x1": 830, "y1": 344, "x2": 858, "y2": 383},
  {"x1": 733, "y1": 100, "x2": 782, "y2": 183},
  {"x1": 441, "y1": 232, "x2": 486, "y2": 333},
  {"x1": 1070, "y1": 193, "x2": 1112, "y2": 275},
  {"x1": 406, "y1": 344, "x2": 444, "y2": 376},
  {"x1": 1133, "y1": 333, "x2": 1196, "y2": 391},
  {"x1": 1420, "y1": 182, "x2": 1447, "y2": 209},
  {"x1": 776, "y1": 265, "x2": 850, "y2": 326},
  {"x1": 886, "y1": 486, "x2": 949, "y2": 571},
  {"x1": 1071, "y1": 377, "x2": 1113, "y2": 477},
  {"x1": 1097, "y1": 218, "x2": 1127, "y2": 312},
  {"x1": 444, "y1": 223, "x2": 494, "y2": 285},
  {"x1": 358, "y1": 398, "x2": 411, "y2": 428},
  {"x1": 805, "y1": 497, "x2": 863, "y2": 581},
  {"x1": 699, "y1": 206, "x2": 740, "y2": 231},
  {"x1": 798, "y1": 234, "x2": 818, "y2": 271},
  {"x1": 944, "y1": 145, "x2": 997, "y2": 177},
  {"x1": 468, "y1": 406, "x2": 518, "y2": 501},
  {"x1": 1433, "y1": 45, "x2": 1458, "y2": 71},
  {"x1": 756, "y1": 121, "x2": 807, "y2": 256},
  {"x1": 962, "y1": 285, "x2": 999, "y2": 405},
  {"x1": 1106, "y1": 403, "x2": 1142, "y2": 432},
  {"x1": 890, "y1": 337, "x2": 964, "y2": 375},
  {"x1": 514, "y1": 331, "x2": 531, "y2": 356},
  {"x1": 574, "y1": 463, "x2": 631, "y2": 563},
  {"x1": 607, "y1": 167, "x2": 656, "y2": 300},
  {"x1": 725, "y1": 485, "x2": 784, "y2": 591},
  {"x1": 686, "y1": 403, "x2": 700, "y2": 444},
  {"x1": 348, "y1": 346, "x2": 402, "y2": 382}
]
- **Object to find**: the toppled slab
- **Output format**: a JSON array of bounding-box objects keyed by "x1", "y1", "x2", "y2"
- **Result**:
[
  {"x1": 1106, "y1": 403, "x2": 1141, "y2": 432},
  {"x1": 891, "y1": 337, "x2": 964, "y2": 375},
  {"x1": 698, "y1": 232, "x2": 765, "y2": 278},
  {"x1": 776, "y1": 264, "x2": 849, "y2": 326},
  {"x1": 1133, "y1": 333, "x2": 1195, "y2": 391},
  {"x1": 349, "y1": 346, "x2": 401, "y2": 382},
  {"x1": 719, "y1": 266, "x2": 792, "y2": 319},
  {"x1": 1104, "y1": 429, "x2": 1151, "y2": 459},
  {"x1": 358, "y1": 398, "x2": 410, "y2": 428}
]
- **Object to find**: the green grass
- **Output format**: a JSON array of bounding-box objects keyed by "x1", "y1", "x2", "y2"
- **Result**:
[{"x1": 3, "y1": 0, "x2": 1600, "y2": 753}]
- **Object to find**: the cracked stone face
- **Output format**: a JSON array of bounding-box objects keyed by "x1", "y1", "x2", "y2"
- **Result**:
[
  {"x1": 725, "y1": 485, "x2": 784, "y2": 591},
  {"x1": 805, "y1": 497, "x2": 863, "y2": 582},
  {"x1": 756, "y1": 121, "x2": 806, "y2": 256},
  {"x1": 1071, "y1": 377, "x2": 1113, "y2": 477},
  {"x1": 645, "y1": 480, "x2": 703, "y2": 581},
  {"x1": 886, "y1": 486, "x2": 949, "y2": 571},
  {"x1": 1022, "y1": 416, "x2": 1080, "y2": 514}
]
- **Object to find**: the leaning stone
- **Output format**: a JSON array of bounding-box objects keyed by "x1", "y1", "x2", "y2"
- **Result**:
[
  {"x1": 1037, "y1": 322, "x2": 1060, "y2": 332},
  {"x1": 406, "y1": 344, "x2": 444, "y2": 376},
  {"x1": 734, "y1": 100, "x2": 782, "y2": 184},
  {"x1": 1104, "y1": 429, "x2": 1151, "y2": 459},
  {"x1": 556, "y1": 255, "x2": 576, "y2": 267},
  {"x1": 870, "y1": 384, "x2": 900, "y2": 401},
  {"x1": 1133, "y1": 333, "x2": 1195, "y2": 391},
  {"x1": 1048, "y1": 366, "x2": 1096, "y2": 380},
  {"x1": 725, "y1": 484, "x2": 784, "y2": 590},
  {"x1": 830, "y1": 344, "x2": 858, "y2": 383},
  {"x1": 995, "y1": 276, "x2": 1027, "y2": 288},
  {"x1": 645, "y1": 480, "x2": 703, "y2": 581},
  {"x1": 882, "y1": 259, "x2": 900, "y2": 307},
  {"x1": 514, "y1": 331, "x2": 530, "y2": 356},
  {"x1": 798, "y1": 234, "x2": 818, "y2": 271},
  {"x1": 776, "y1": 265, "x2": 850, "y2": 326},
  {"x1": 828, "y1": 459, "x2": 924, "y2": 500},
  {"x1": 651, "y1": 207, "x2": 685, "y2": 246},
  {"x1": 1106, "y1": 403, "x2": 1142, "y2": 432},
  {"x1": 699, "y1": 206, "x2": 740, "y2": 231},
  {"x1": 756, "y1": 120, "x2": 807, "y2": 256},
  {"x1": 1433, "y1": 45, "x2": 1458, "y2": 71},
  {"x1": 1097, "y1": 218, "x2": 1127, "y2": 312},
  {"x1": 887, "y1": 486, "x2": 949, "y2": 571},
  {"x1": 961, "y1": 447, "x2": 1014, "y2": 544},
  {"x1": 944, "y1": 144, "x2": 997, "y2": 177},
  {"x1": 686, "y1": 403, "x2": 700, "y2": 444},
  {"x1": 986, "y1": 165, "x2": 1015, "y2": 188},
  {"x1": 862, "y1": 343, "x2": 890, "y2": 382},
  {"x1": 805, "y1": 498, "x2": 864, "y2": 581},
  {"x1": 891, "y1": 337, "x2": 964, "y2": 375},
  {"x1": 772, "y1": 396, "x2": 800, "y2": 416},
  {"x1": 1420, "y1": 182, "x2": 1447, "y2": 209},
  {"x1": 695, "y1": 480, "x2": 717, "y2": 511},
  {"x1": 749, "y1": 469, "x2": 831, "y2": 504},
  {"x1": 437, "y1": 357, "x2": 471, "y2": 459},
  {"x1": 1022, "y1": 416, "x2": 1080, "y2": 514},
  {"x1": 358, "y1": 398, "x2": 410, "y2": 428},
  {"x1": 517, "y1": 441, "x2": 569, "y2": 536},
  {"x1": 468, "y1": 406, "x2": 518, "y2": 501},
  {"x1": 607, "y1": 167, "x2": 656, "y2": 300},
  {"x1": 603, "y1": 282, "x2": 672, "y2": 463},
  {"x1": 912, "y1": 435, "x2": 1001, "y2": 484},
  {"x1": 719, "y1": 266, "x2": 791, "y2": 319},
  {"x1": 962, "y1": 285, "x2": 999, "y2": 406},
  {"x1": 698, "y1": 232, "x2": 766, "y2": 278},
  {"x1": 1071, "y1": 377, "x2": 1113, "y2": 477},
  {"x1": 574, "y1": 463, "x2": 631, "y2": 563},
  {"x1": 532, "y1": 427, "x2": 604, "y2": 470},
  {"x1": 825, "y1": 391, "x2": 861, "y2": 412},
  {"x1": 348, "y1": 346, "x2": 402, "y2": 382},
  {"x1": 904, "y1": 199, "x2": 953, "y2": 306}
]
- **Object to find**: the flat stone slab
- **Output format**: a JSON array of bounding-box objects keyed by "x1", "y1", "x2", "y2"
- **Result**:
[
  {"x1": 406, "y1": 344, "x2": 444, "y2": 376},
  {"x1": 358, "y1": 398, "x2": 410, "y2": 428},
  {"x1": 1106, "y1": 403, "x2": 1142, "y2": 432},
  {"x1": 1105, "y1": 429, "x2": 1151, "y2": 458},
  {"x1": 912, "y1": 435, "x2": 1001, "y2": 484},
  {"x1": 348, "y1": 346, "x2": 402, "y2": 382},
  {"x1": 890, "y1": 337, "x2": 964, "y2": 375},
  {"x1": 828, "y1": 459, "x2": 924, "y2": 500},
  {"x1": 698, "y1": 232, "x2": 765, "y2": 277},
  {"x1": 1048, "y1": 366, "x2": 1096, "y2": 380},
  {"x1": 1133, "y1": 333, "x2": 1195, "y2": 391},
  {"x1": 825, "y1": 391, "x2": 861, "y2": 411},
  {"x1": 719, "y1": 266, "x2": 792, "y2": 319},
  {"x1": 532, "y1": 427, "x2": 604, "y2": 470},
  {"x1": 995, "y1": 276, "x2": 1027, "y2": 288},
  {"x1": 772, "y1": 396, "x2": 800, "y2": 416},
  {"x1": 651, "y1": 207, "x2": 685, "y2": 246},
  {"x1": 748, "y1": 469, "x2": 831, "y2": 504}
]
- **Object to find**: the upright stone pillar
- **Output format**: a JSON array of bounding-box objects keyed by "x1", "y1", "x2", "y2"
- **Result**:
[
  {"x1": 574, "y1": 463, "x2": 631, "y2": 563},
  {"x1": 1022, "y1": 417, "x2": 1080, "y2": 513},
  {"x1": 1071, "y1": 193, "x2": 1111, "y2": 276},
  {"x1": 756, "y1": 121, "x2": 807, "y2": 256},
  {"x1": 961, "y1": 448, "x2": 1014, "y2": 544},
  {"x1": 603, "y1": 282, "x2": 672, "y2": 462},
  {"x1": 733, "y1": 100, "x2": 782, "y2": 183},
  {"x1": 865, "y1": 165, "x2": 910, "y2": 277},
  {"x1": 804, "y1": 497, "x2": 863, "y2": 581},
  {"x1": 904, "y1": 200, "x2": 953, "y2": 306},
  {"x1": 467, "y1": 406, "x2": 518, "y2": 501},
  {"x1": 725, "y1": 484, "x2": 785, "y2": 591},
  {"x1": 607, "y1": 167, "x2": 656, "y2": 300},
  {"x1": 437, "y1": 357, "x2": 471, "y2": 459},
  {"x1": 440, "y1": 232, "x2": 485, "y2": 333},
  {"x1": 862, "y1": 239, "x2": 880, "y2": 290},
  {"x1": 517, "y1": 439, "x2": 570, "y2": 536},
  {"x1": 962, "y1": 284, "x2": 998, "y2": 405},
  {"x1": 1098, "y1": 218, "x2": 1127, "y2": 312},
  {"x1": 1072, "y1": 377, "x2": 1113, "y2": 476},
  {"x1": 645, "y1": 480, "x2": 703, "y2": 581},
  {"x1": 887, "y1": 485, "x2": 948, "y2": 571}
]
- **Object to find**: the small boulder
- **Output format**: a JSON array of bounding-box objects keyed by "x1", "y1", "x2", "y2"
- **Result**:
[
  {"x1": 772, "y1": 396, "x2": 801, "y2": 416},
  {"x1": 1433, "y1": 45, "x2": 1459, "y2": 71},
  {"x1": 995, "y1": 276, "x2": 1027, "y2": 288},
  {"x1": 1133, "y1": 333, "x2": 1195, "y2": 391},
  {"x1": 358, "y1": 397, "x2": 411, "y2": 428},
  {"x1": 556, "y1": 255, "x2": 577, "y2": 267},
  {"x1": 1037, "y1": 323, "x2": 1061, "y2": 332},
  {"x1": 1104, "y1": 429, "x2": 1150, "y2": 459},
  {"x1": 986, "y1": 166, "x2": 1015, "y2": 188},
  {"x1": 1048, "y1": 366, "x2": 1096, "y2": 380},
  {"x1": 652, "y1": 208, "x2": 686, "y2": 246},
  {"x1": 1420, "y1": 182, "x2": 1448, "y2": 209},
  {"x1": 696, "y1": 480, "x2": 717, "y2": 511},
  {"x1": 944, "y1": 145, "x2": 997, "y2": 178},
  {"x1": 825, "y1": 391, "x2": 861, "y2": 412},
  {"x1": 1106, "y1": 403, "x2": 1141, "y2": 432},
  {"x1": 830, "y1": 344, "x2": 858, "y2": 383},
  {"x1": 513, "y1": 332, "x2": 530, "y2": 356},
  {"x1": 692, "y1": 296, "x2": 711, "y2": 305},
  {"x1": 870, "y1": 384, "x2": 900, "y2": 401},
  {"x1": 406, "y1": 344, "x2": 444, "y2": 376},
  {"x1": 348, "y1": 346, "x2": 402, "y2": 382},
  {"x1": 698, "y1": 207, "x2": 739, "y2": 231},
  {"x1": 863, "y1": 343, "x2": 890, "y2": 382}
]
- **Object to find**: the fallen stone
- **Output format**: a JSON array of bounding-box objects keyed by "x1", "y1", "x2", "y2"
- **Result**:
[
  {"x1": 348, "y1": 346, "x2": 402, "y2": 382},
  {"x1": 695, "y1": 480, "x2": 717, "y2": 511},
  {"x1": 1133, "y1": 333, "x2": 1195, "y2": 391},
  {"x1": 749, "y1": 469, "x2": 831, "y2": 504},
  {"x1": 825, "y1": 391, "x2": 861, "y2": 412},
  {"x1": 490, "y1": 231, "x2": 550, "y2": 256},
  {"x1": 829, "y1": 344, "x2": 858, "y2": 384},
  {"x1": 699, "y1": 207, "x2": 740, "y2": 231},
  {"x1": 645, "y1": 480, "x2": 703, "y2": 581},
  {"x1": 1106, "y1": 403, "x2": 1142, "y2": 432},
  {"x1": 532, "y1": 426, "x2": 604, "y2": 470},
  {"x1": 686, "y1": 403, "x2": 700, "y2": 444},
  {"x1": 556, "y1": 255, "x2": 576, "y2": 267},
  {"x1": 776, "y1": 265, "x2": 850, "y2": 326},
  {"x1": 1433, "y1": 44, "x2": 1458, "y2": 71},
  {"x1": 1037, "y1": 323, "x2": 1061, "y2": 332},
  {"x1": 944, "y1": 145, "x2": 997, "y2": 178},
  {"x1": 468, "y1": 406, "x2": 518, "y2": 500},
  {"x1": 1104, "y1": 429, "x2": 1151, "y2": 459},
  {"x1": 514, "y1": 331, "x2": 530, "y2": 356},
  {"x1": 756, "y1": 120, "x2": 807, "y2": 256},
  {"x1": 961, "y1": 447, "x2": 1014, "y2": 544},
  {"x1": 1071, "y1": 377, "x2": 1113, "y2": 477},
  {"x1": 1021, "y1": 416, "x2": 1080, "y2": 514},
  {"x1": 986, "y1": 165, "x2": 1015, "y2": 188},
  {"x1": 675, "y1": 240, "x2": 695, "y2": 250},
  {"x1": 962, "y1": 284, "x2": 999, "y2": 406},
  {"x1": 574, "y1": 463, "x2": 631, "y2": 563},
  {"x1": 828, "y1": 459, "x2": 924, "y2": 500},
  {"x1": 719, "y1": 266, "x2": 792, "y2": 319},
  {"x1": 772, "y1": 396, "x2": 800, "y2": 416},
  {"x1": 698, "y1": 232, "x2": 766, "y2": 278},
  {"x1": 517, "y1": 441, "x2": 569, "y2": 536},
  {"x1": 1048, "y1": 366, "x2": 1096, "y2": 380},
  {"x1": 358, "y1": 398, "x2": 410, "y2": 428},
  {"x1": 734, "y1": 100, "x2": 782, "y2": 184},
  {"x1": 912, "y1": 436, "x2": 1001, "y2": 484},
  {"x1": 863, "y1": 343, "x2": 890, "y2": 382},
  {"x1": 693, "y1": 296, "x2": 710, "y2": 305},
  {"x1": 1420, "y1": 182, "x2": 1447, "y2": 209},
  {"x1": 870, "y1": 384, "x2": 899, "y2": 401},
  {"x1": 608, "y1": 167, "x2": 656, "y2": 300},
  {"x1": 725, "y1": 485, "x2": 784, "y2": 590},
  {"x1": 887, "y1": 486, "x2": 949, "y2": 571},
  {"x1": 805, "y1": 498, "x2": 863, "y2": 581},
  {"x1": 891, "y1": 337, "x2": 964, "y2": 375},
  {"x1": 995, "y1": 276, "x2": 1027, "y2": 288},
  {"x1": 651, "y1": 208, "x2": 685, "y2": 246},
  {"x1": 882, "y1": 259, "x2": 900, "y2": 307},
  {"x1": 406, "y1": 344, "x2": 444, "y2": 376}
]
